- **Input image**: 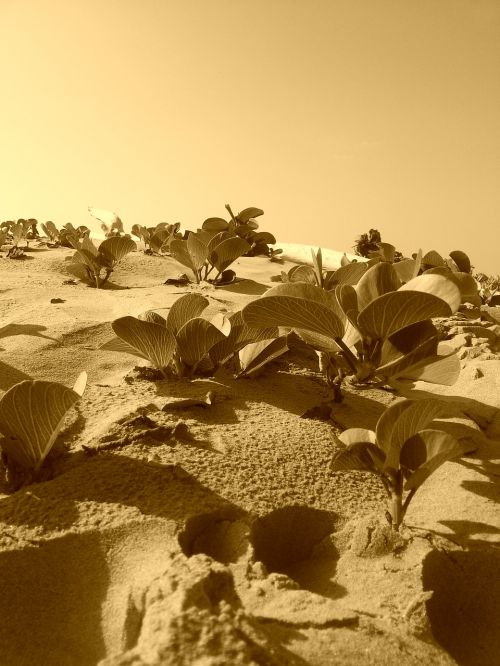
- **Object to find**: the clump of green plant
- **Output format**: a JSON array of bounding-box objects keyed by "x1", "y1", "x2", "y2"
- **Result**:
[
  {"x1": 0, "y1": 219, "x2": 40, "y2": 255},
  {"x1": 102, "y1": 294, "x2": 288, "y2": 378},
  {"x1": 66, "y1": 235, "x2": 137, "y2": 288},
  {"x1": 168, "y1": 230, "x2": 251, "y2": 285},
  {"x1": 41, "y1": 221, "x2": 91, "y2": 248},
  {"x1": 353, "y1": 229, "x2": 404, "y2": 262},
  {"x1": 101, "y1": 294, "x2": 230, "y2": 377},
  {"x1": 201, "y1": 204, "x2": 278, "y2": 257},
  {"x1": 0, "y1": 372, "x2": 87, "y2": 479},
  {"x1": 332, "y1": 399, "x2": 467, "y2": 531},
  {"x1": 131, "y1": 222, "x2": 182, "y2": 255},
  {"x1": 275, "y1": 247, "x2": 370, "y2": 289},
  {"x1": 242, "y1": 264, "x2": 462, "y2": 399},
  {"x1": 474, "y1": 272, "x2": 500, "y2": 305},
  {"x1": 417, "y1": 248, "x2": 480, "y2": 306}
]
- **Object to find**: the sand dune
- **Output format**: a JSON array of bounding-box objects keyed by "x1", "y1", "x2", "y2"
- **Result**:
[{"x1": 0, "y1": 241, "x2": 499, "y2": 666}]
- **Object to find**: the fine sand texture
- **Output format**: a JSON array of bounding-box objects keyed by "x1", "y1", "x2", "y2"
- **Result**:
[{"x1": 0, "y1": 241, "x2": 499, "y2": 666}]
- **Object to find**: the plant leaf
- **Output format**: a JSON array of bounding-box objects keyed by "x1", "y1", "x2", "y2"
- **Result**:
[
  {"x1": 377, "y1": 320, "x2": 439, "y2": 378},
  {"x1": 449, "y1": 250, "x2": 471, "y2": 274},
  {"x1": 332, "y1": 442, "x2": 385, "y2": 473},
  {"x1": 399, "y1": 273, "x2": 462, "y2": 314},
  {"x1": 139, "y1": 311, "x2": 167, "y2": 327},
  {"x1": 356, "y1": 262, "x2": 401, "y2": 311},
  {"x1": 176, "y1": 317, "x2": 228, "y2": 367},
  {"x1": 324, "y1": 262, "x2": 368, "y2": 289},
  {"x1": 166, "y1": 293, "x2": 209, "y2": 335},
  {"x1": 242, "y1": 293, "x2": 344, "y2": 340},
  {"x1": 238, "y1": 336, "x2": 288, "y2": 376},
  {"x1": 237, "y1": 207, "x2": 264, "y2": 222},
  {"x1": 393, "y1": 258, "x2": 418, "y2": 284},
  {"x1": 100, "y1": 336, "x2": 149, "y2": 359},
  {"x1": 99, "y1": 236, "x2": 136, "y2": 265},
  {"x1": 209, "y1": 236, "x2": 250, "y2": 273},
  {"x1": 73, "y1": 371, "x2": 87, "y2": 397},
  {"x1": 288, "y1": 265, "x2": 317, "y2": 284},
  {"x1": 422, "y1": 250, "x2": 445, "y2": 268},
  {"x1": 112, "y1": 317, "x2": 176, "y2": 372},
  {"x1": 375, "y1": 400, "x2": 413, "y2": 457},
  {"x1": 169, "y1": 239, "x2": 197, "y2": 274},
  {"x1": 202, "y1": 217, "x2": 229, "y2": 232},
  {"x1": 187, "y1": 232, "x2": 209, "y2": 270},
  {"x1": 338, "y1": 428, "x2": 377, "y2": 446},
  {"x1": 401, "y1": 429, "x2": 465, "y2": 490},
  {"x1": 399, "y1": 343, "x2": 460, "y2": 385},
  {"x1": 357, "y1": 290, "x2": 452, "y2": 340},
  {"x1": 311, "y1": 247, "x2": 323, "y2": 286},
  {"x1": 0, "y1": 380, "x2": 81, "y2": 470}
]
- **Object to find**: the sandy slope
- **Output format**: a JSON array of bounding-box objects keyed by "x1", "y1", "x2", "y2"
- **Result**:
[{"x1": 0, "y1": 241, "x2": 499, "y2": 666}]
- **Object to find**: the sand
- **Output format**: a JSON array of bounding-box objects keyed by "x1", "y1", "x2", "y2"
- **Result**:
[{"x1": 0, "y1": 239, "x2": 499, "y2": 666}]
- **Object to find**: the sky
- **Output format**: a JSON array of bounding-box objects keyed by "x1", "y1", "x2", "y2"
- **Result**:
[{"x1": 0, "y1": 0, "x2": 499, "y2": 273}]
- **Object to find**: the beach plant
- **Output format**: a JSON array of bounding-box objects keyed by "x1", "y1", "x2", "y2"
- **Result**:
[
  {"x1": 40, "y1": 221, "x2": 91, "y2": 248},
  {"x1": 131, "y1": 222, "x2": 182, "y2": 254},
  {"x1": 332, "y1": 399, "x2": 466, "y2": 531},
  {"x1": 0, "y1": 372, "x2": 87, "y2": 474},
  {"x1": 241, "y1": 264, "x2": 462, "y2": 398},
  {"x1": 474, "y1": 272, "x2": 500, "y2": 305},
  {"x1": 169, "y1": 230, "x2": 251, "y2": 285},
  {"x1": 418, "y1": 249, "x2": 481, "y2": 306},
  {"x1": 66, "y1": 235, "x2": 137, "y2": 288},
  {"x1": 101, "y1": 293, "x2": 231, "y2": 377},
  {"x1": 201, "y1": 204, "x2": 278, "y2": 257},
  {"x1": 208, "y1": 309, "x2": 288, "y2": 376}
]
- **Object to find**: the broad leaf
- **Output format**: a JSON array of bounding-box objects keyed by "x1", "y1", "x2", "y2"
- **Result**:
[
  {"x1": 393, "y1": 258, "x2": 418, "y2": 284},
  {"x1": 377, "y1": 321, "x2": 439, "y2": 378},
  {"x1": 399, "y1": 343, "x2": 460, "y2": 386},
  {"x1": 338, "y1": 428, "x2": 377, "y2": 446},
  {"x1": 187, "y1": 232, "x2": 209, "y2": 270},
  {"x1": 169, "y1": 239, "x2": 197, "y2": 274},
  {"x1": 0, "y1": 380, "x2": 81, "y2": 470},
  {"x1": 357, "y1": 290, "x2": 452, "y2": 340},
  {"x1": 336, "y1": 284, "x2": 359, "y2": 329},
  {"x1": 422, "y1": 250, "x2": 445, "y2": 268},
  {"x1": 238, "y1": 336, "x2": 289, "y2": 376},
  {"x1": 332, "y1": 442, "x2": 385, "y2": 473},
  {"x1": 356, "y1": 262, "x2": 401, "y2": 311},
  {"x1": 399, "y1": 274, "x2": 461, "y2": 314},
  {"x1": 288, "y1": 265, "x2": 317, "y2": 284},
  {"x1": 100, "y1": 336, "x2": 148, "y2": 359},
  {"x1": 375, "y1": 400, "x2": 413, "y2": 457},
  {"x1": 389, "y1": 399, "x2": 451, "y2": 461},
  {"x1": 294, "y1": 328, "x2": 343, "y2": 353},
  {"x1": 166, "y1": 293, "x2": 209, "y2": 335},
  {"x1": 99, "y1": 236, "x2": 136, "y2": 264},
  {"x1": 237, "y1": 207, "x2": 264, "y2": 222},
  {"x1": 324, "y1": 262, "x2": 368, "y2": 289},
  {"x1": 202, "y1": 217, "x2": 229, "y2": 232},
  {"x1": 112, "y1": 317, "x2": 176, "y2": 372},
  {"x1": 139, "y1": 311, "x2": 167, "y2": 327},
  {"x1": 242, "y1": 295, "x2": 344, "y2": 340},
  {"x1": 209, "y1": 236, "x2": 250, "y2": 273},
  {"x1": 449, "y1": 250, "x2": 471, "y2": 274},
  {"x1": 400, "y1": 429, "x2": 464, "y2": 490},
  {"x1": 176, "y1": 318, "x2": 228, "y2": 367}
]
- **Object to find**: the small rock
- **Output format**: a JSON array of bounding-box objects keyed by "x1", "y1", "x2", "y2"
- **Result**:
[
  {"x1": 50, "y1": 298, "x2": 65, "y2": 304},
  {"x1": 470, "y1": 367, "x2": 484, "y2": 379}
]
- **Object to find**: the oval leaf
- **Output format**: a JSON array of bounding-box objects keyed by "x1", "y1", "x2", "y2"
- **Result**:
[
  {"x1": 401, "y1": 429, "x2": 465, "y2": 490},
  {"x1": 356, "y1": 262, "x2": 401, "y2": 311},
  {"x1": 166, "y1": 294, "x2": 209, "y2": 335},
  {"x1": 0, "y1": 380, "x2": 81, "y2": 470},
  {"x1": 112, "y1": 317, "x2": 176, "y2": 372}
]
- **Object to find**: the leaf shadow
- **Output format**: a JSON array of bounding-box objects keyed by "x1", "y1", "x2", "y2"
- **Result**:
[
  {"x1": 0, "y1": 323, "x2": 55, "y2": 342},
  {"x1": 0, "y1": 457, "x2": 243, "y2": 532},
  {"x1": 0, "y1": 361, "x2": 31, "y2": 392},
  {"x1": 216, "y1": 279, "x2": 269, "y2": 295}
]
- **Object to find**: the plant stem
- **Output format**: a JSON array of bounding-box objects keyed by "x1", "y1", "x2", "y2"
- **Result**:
[
  {"x1": 335, "y1": 338, "x2": 358, "y2": 373},
  {"x1": 225, "y1": 204, "x2": 237, "y2": 223}
]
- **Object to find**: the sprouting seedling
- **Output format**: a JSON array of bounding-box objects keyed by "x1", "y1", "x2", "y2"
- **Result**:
[
  {"x1": 0, "y1": 372, "x2": 87, "y2": 473},
  {"x1": 332, "y1": 399, "x2": 467, "y2": 531},
  {"x1": 169, "y1": 230, "x2": 250, "y2": 285},
  {"x1": 101, "y1": 293, "x2": 231, "y2": 377},
  {"x1": 241, "y1": 267, "x2": 463, "y2": 398},
  {"x1": 67, "y1": 235, "x2": 136, "y2": 288}
]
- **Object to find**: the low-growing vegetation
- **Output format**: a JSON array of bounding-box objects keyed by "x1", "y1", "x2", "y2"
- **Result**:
[
  {"x1": 66, "y1": 235, "x2": 137, "y2": 288},
  {"x1": 332, "y1": 398, "x2": 468, "y2": 531}
]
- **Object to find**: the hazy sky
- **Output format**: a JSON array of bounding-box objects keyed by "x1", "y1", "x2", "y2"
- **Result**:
[{"x1": 1, "y1": 0, "x2": 499, "y2": 272}]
